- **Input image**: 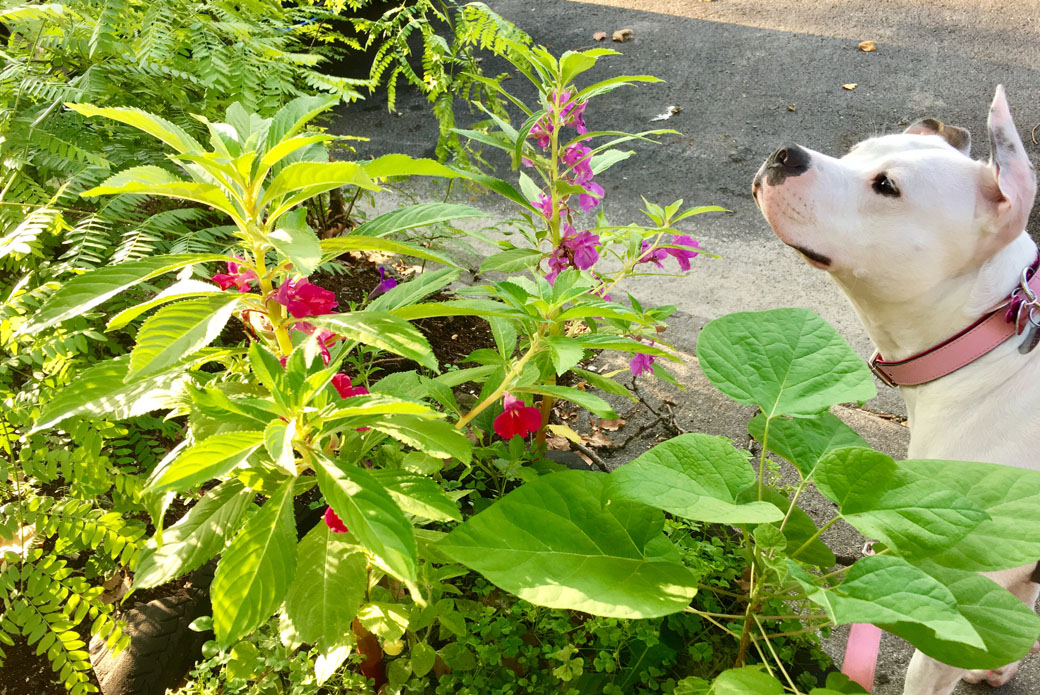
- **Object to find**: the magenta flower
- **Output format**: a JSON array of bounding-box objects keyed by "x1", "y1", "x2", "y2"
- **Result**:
[
  {"x1": 563, "y1": 230, "x2": 600, "y2": 270},
  {"x1": 534, "y1": 193, "x2": 557, "y2": 220},
  {"x1": 546, "y1": 246, "x2": 569, "y2": 284},
  {"x1": 630, "y1": 353, "x2": 655, "y2": 376},
  {"x1": 493, "y1": 393, "x2": 542, "y2": 439},
  {"x1": 639, "y1": 241, "x2": 669, "y2": 268},
  {"x1": 527, "y1": 90, "x2": 589, "y2": 151},
  {"x1": 331, "y1": 373, "x2": 369, "y2": 399},
  {"x1": 665, "y1": 235, "x2": 701, "y2": 271},
  {"x1": 291, "y1": 323, "x2": 339, "y2": 365},
  {"x1": 562, "y1": 144, "x2": 594, "y2": 182},
  {"x1": 212, "y1": 258, "x2": 257, "y2": 292},
  {"x1": 324, "y1": 506, "x2": 349, "y2": 534},
  {"x1": 274, "y1": 278, "x2": 338, "y2": 318},
  {"x1": 577, "y1": 181, "x2": 605, "y2": 212},
  {"x1": 372, "y1": 267, "x2": 398, "y2": 296}
]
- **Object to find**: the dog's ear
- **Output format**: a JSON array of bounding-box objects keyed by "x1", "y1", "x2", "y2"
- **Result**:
[
  {"x1": 979, "y1": 85, "x2": 1036, "y2": 255},
  {"x1": 904, "y1": 118, "x2": 972, "y2": 155}
]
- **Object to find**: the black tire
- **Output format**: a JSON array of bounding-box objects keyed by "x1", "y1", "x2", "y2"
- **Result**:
[{"x1": 90, "y1": 569, "x2": 214, "y2": 695}]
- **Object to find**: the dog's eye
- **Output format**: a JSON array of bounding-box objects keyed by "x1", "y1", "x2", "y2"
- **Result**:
[{"x1": 872, "y1": 173, "x2": 900, "y2": 197}]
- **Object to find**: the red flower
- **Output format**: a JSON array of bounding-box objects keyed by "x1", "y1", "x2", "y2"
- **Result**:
[
  {"x1": 274, "y1": 278, "x2": 338, "y2": 318},
  {"x1": 324, "y1": 506, "x2": 349, "y2": 533},
  {"x1": 331, "y1": 373, "x2": 369, "y2": 399},
  {"x1": 493, "y1": 393, "x2": 542, "y2": 439},
  {"x1": 212, "y1": 258, "x2": 257, "y2": 292}
]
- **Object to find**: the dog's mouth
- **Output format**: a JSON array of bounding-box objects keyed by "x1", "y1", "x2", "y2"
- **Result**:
[{"x1": 788, "y1": 243, "x2": 832, "y2": 269}]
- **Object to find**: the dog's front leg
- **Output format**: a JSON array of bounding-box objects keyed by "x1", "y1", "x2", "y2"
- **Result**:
[{"x1": 903, "y1": 651, "x2": 964, "y2": 695}]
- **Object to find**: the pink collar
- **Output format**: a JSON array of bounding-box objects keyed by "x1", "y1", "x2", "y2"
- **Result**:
[{"x1": 870, "y1": 255, "x2": 1040, "y2": 387}]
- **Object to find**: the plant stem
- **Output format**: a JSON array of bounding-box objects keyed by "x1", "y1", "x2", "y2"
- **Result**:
[
  {"x1": 758, "y1": 412, "x2": 771, "y2": 499},
  {"x1": 787, "y1": 517, "x2": 838, "y2": 560},
  {"x1": 454, "y1": 336, "x2": 542, "y2": 430},
  {"x1": 752, "y1": 614, "x2": 805, "y2": 695}
]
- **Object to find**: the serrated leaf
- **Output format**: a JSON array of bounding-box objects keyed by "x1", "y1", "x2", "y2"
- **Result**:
[
  {"x1": 480, "y1": 248, "x2": 544, "y2": 274},
  {"x1": 514, "y1": 385, "x2": 617, "y2": 419},
  {"x1": 370, "y1": 470, "x2": 461, "y2": 522},
  {"x1": 82, "y1": 167, "x2": 239, "y2": 218},
  {"x1": 134, "y1": 480, "x2": 253, "y2": 589},
  {"x1": 698, "y1": 309, "x2": 875, "y2": 416},
  {"x1": 545, "y1": 337, "x2": 585, "y2": 376},
  {"x1": 313, "y1": 454, "x2": 417, "y2": 583},
  {"x1": 264, "y1": 419, "x2": 297, "y2": 475},
  {"x1": 350, "y1": 202, "x2": 488, "y2": 238},
  {"x1": 269, "y1": 208, "x2": 322, "y2": 276},
  {"x1": 319, "y1": 235, "x2": 456, "y2": 267},
  {"x1": 148, "y1": 431, "x2": 264, "y2": 493},
  {"x1": 608, "y1": 434, "x2": 784, "y2": 524},
  {"x1": 67, "y1": 104, "x2": 203, "y2": 154},
  {"x1": 283, "y1": 523, "x2": 367, "y2": 646},
  {"x1": 308, "y1": 312, "x2": 437, "y2": 371},
  {"x1": 439, "y1": 470, "x2": 698, "y2": 618},
  {"x1": 25, "y1": 254, "x2": 231, "y2": 334},
  {"x1": 261, "y1": 161, "x2": 377, "y2": 209},
  {"x1": 368, "y1": 415, "x2": 472, "y2": 463},
  {"x1": 212, "y1": 479, "x2": 297, "y2": 646},
  {"x1": 129, "y1": 295, "x2": 239, "y2": 378}
]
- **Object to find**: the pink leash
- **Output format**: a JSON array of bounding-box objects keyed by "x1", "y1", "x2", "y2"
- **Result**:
[{"x1": 842, "y1": 623, "x2": 882, "y2": 691}]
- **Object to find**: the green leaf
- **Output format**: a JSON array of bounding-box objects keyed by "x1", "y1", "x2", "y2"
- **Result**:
[
  {"x1": 350, "y1": 202, "x2": 489, "y2": 238},
  {"x1": 283, "y1": 523, "x2": 367, "y2": 646},
  {"x1": 573, "y1": 75, "x2": 664, "y2": 101},
  {"x1": 269, "y1": 208, "x2": 322, "y2": 276},
  {"x1": 369, "y1": 416, "x2": 472, "y2": 463},
  {"x1": 264, "y1": 95, "x2": 340, "y2": 154},
  {"x1": 319, "y1": 235, "x2": 456, "y2": 267},
  {"x1": 576, "y1": 334, "x2": 675, "y2": 358},
  {"x1": 816, "y1": 448, "x2": 989, "y2": 559},
  {"x1": 748, "y1": 412, "x2": 869, "y2": 478},
  {"x1": 411, "y1": 642, "x2": 437, "y2": 678},
  {"x1": 545, "y1": 337, "x2": 585, "y2": 376},
  {"x1": 514, "y1": 385, "x2": 617, "y2": 419},
  {"x1": 698, "y1": 309, "x2": 876, "y2": 416},
  {"x1": 82, "y1": 166, "x2": 240, "y2": 218},
  {"x1": 25, "y1": 253, "x2": 231, "y2": 334},
  {"x1": 590, "y1": 149, "x2": 634, "y2": 175},
  {"x1": 67, "y1": 103, "x2": 203, "y2": 154},
  {"x1": 738, "y1": 486, "x2": 835, "y2": 568},
  {"x1": 313, "y1": 455, "x2": 417, "y2": 584},
  {"x1": 212, "y1": 479, "x2": 297, "y2": 647},
  {"x1": 608, "y1": 434, "x2": 784, "y2": 525},
  {"x1": 368, "y1": 268, "x2": 460, "y2": 312},
  {"x1": 148, "y1": 431, "x2": 265, "y2": 493},
  {"x1": 899, "y1": 459, "x2": 1040, "y2": 572},
  {"x1": 572, "y1": 367, "x2": 636, "y2": 400},
  {"x1": 370, "y1": 470, "x2": 462, "y2": 522},
  {"x1": 309, "y1": 312, "x2": 438, "y2": 371},
  {"x1": 480, "y1": 248, "x2": 544, "y2": 273},
  {"x1": 790, "y1": 556, "x2": 985, "y2": 651},
  {"x1": 129, "y1": 295, "x2": 239, "y2": 378},
  {"x1": 264, "y1": 419, "x2": 297, "y2": 475},
  {"x1": 439, "y1": 470, "x2": 699, "y2": 618},
  {"x1": 896, "y1": 561, "x2": 1040, "y2": 669},
  {"x1": 363, "y1": 153, "x2": 459, "y2": 180},
  {"x1": 31, "y1": 355, "x2": 191, "y2": 432},
  {"x1": 262, "y1": 161, "x2": 378, "y2": 209},
  {"x1": 456, "y1": 169, "x2": 537, "y2": 212},
  {"x1": 711, "y1": 667, "x2": 784, "y2": 695},
  {"x1": 107, "y1": 284, "x2": 224, "y2": 331},
  {"x1": 134, "y1": 480, "x2": 253, "y2": 589}
]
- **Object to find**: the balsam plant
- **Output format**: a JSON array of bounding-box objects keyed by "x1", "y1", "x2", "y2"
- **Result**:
[{"x1": 439, "y1": 308, "x2": 1040, "y2": 693}]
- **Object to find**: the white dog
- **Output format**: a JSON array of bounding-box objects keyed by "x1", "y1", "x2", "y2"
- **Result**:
[{"x1": 753, "y1": 85, "x2": 1040, "y2": 694}]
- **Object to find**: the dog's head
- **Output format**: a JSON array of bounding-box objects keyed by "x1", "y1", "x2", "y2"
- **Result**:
[{"x1": 752, "y1": 86, "x2": 1036, "y2": 303}]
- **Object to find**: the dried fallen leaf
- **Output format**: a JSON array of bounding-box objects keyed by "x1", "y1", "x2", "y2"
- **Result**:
[
  {"x1": 549, "y1": 423, "x2": 583, "y2": 444},
  {"x1": 612, "y1": 28, "x2": 633, "y2": 42},
  {"x1": 593, "y1": 31, "x2": 607, "y2": 41},
  {"x1": 546, "y1": 434, "x2": 570, "y2": 450},
  {"x1": 582, "y1": 430, "x2": 614, "y2": 448},
  {"x1": 858, "y1": 40, "x2": 876, "y2": 52},
  {"x1": 597, "y1": 417, "x2": 627, "y2": 431},
  {"x1": 842, "y1": 83, "x2": 859, "y2": 91},
  {"x1": 787, "y1": 104, "x2": 797, "y2": 112}
]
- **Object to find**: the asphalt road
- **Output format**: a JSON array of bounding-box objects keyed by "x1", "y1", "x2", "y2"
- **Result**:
[{"x1": 333, "y1": 4, "x2": 1040, "y2": 691}]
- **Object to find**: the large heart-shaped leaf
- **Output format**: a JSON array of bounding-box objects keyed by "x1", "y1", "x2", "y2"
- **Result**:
[
  {"x1": 790, "y1": 555, "x2": 985, "y2": 651},
  {"x1": 748, "y1": 411, "x2": 869, "y2": 478},
  {"x1": 900, "y1": 459, "x2": 1040, "y2": 572},
  {"x1": 134, "y1": 480, "x2": 253, "y2": 589},
  {"x1": 283, "y1": 523, "x2": 368, "y2": 647},
  {"x1": 608, "y1": 434, "x2": 784, "y2": 525},
  {"x1": 816, "y1": 448, "x2": 989, "y2": 559},
  {"x1": 438, "y1": 469, "x2": 699, "y2": 618},
  {"x1": 211, "y1": 479, "x2": 297, "y2": 646},
  {"x1": 698, "y1": 309, "x2": 875, "y2": 416}
]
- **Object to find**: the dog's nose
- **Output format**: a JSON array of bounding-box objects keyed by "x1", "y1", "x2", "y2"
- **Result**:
[{"x1": 767, "y1": 144, "x2": 811, "y2": 176}]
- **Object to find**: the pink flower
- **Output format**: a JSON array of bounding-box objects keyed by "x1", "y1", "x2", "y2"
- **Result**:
[
  {"x1": 563, "y1": 230, "x2": 600, "y2": 270},
  {"x1": 577, "y1": 181, "x2": 605, "y2": 212},
  {"x1": 324, "y1": 506, "x2": 349, "y2": 533},
  {"x1": 546, "y1": 246, "x2": 570, "y2": 284},
  {"x1": 639, "y1": 241, "x2": 669, "y2": 268},
  {"x1": 212, "y1": 258, "x2": 257, "y2": 292},
  {"x1": 493, "y1": 393, "x2": 542, "y2": 439},
  {"x1": 665, "y1": 235, "x2": 700, "y2": 271},
  {"x1": 562, "y1": 144, "x2": 594, "y2": 184},
  {"x1": 331, "y1": 373, "x2": 369, "y2": 399},
  {"x1": 274, "y1": 278, "x2": 338, "y2": 318},
  {"x1": 292, "y1": 323, "x2": 339, "y2": 365},
  {"x1": 630, "y1": 353, "x2": 655, "y2": 376},
  {"x1": 534, "y1": 193, "x2": 558, "y2": 219}
]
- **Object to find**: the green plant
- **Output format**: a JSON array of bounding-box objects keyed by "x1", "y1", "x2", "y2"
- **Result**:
[{"x1": 439, "y1": 308, "x2": 1040, "y2": 693}]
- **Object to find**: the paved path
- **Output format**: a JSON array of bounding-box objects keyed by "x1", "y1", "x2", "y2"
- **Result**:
[{"x1": 334, "y1": 1, "x2": 1040, "y2": 691}]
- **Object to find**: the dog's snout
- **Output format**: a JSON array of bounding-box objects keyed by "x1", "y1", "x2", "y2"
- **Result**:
[{"x1": 763, "y1": 144, "x2": 811, "y2": 185}]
